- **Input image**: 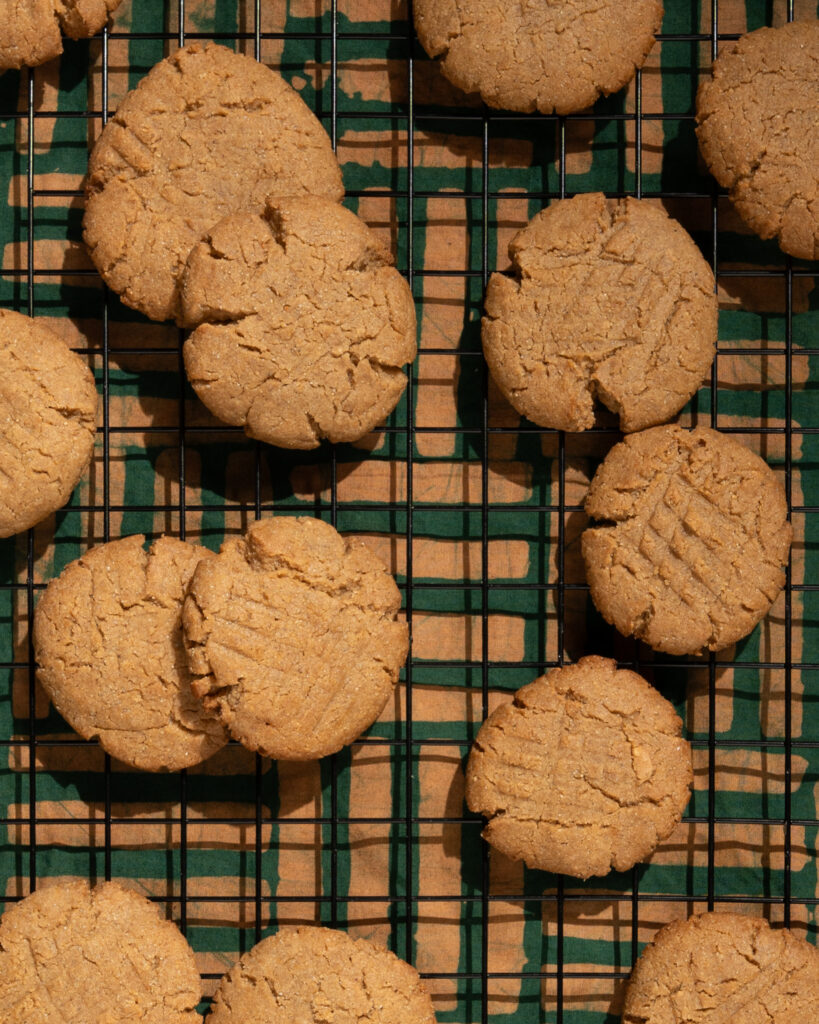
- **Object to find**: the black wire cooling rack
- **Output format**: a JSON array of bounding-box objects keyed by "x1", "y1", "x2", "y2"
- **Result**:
[{"x1": 0, "y1": 1, "x2": 817, "y2": 1020}]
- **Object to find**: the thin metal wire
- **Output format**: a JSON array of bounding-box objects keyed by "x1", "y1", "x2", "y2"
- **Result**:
[{"x1": 3, "y1": 1, "x2": 811, "y2": 1017}]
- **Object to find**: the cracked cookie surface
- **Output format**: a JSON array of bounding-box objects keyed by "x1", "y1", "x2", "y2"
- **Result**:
[
  {"x1": 83, "y1": 43, "x2": 344, "y2": 323},
  {"x1": 582, "y1": 425, "x2": 792, "y2": 656},
  {"x1": 0, "y1": 309, "x2": 98, "y2": 538},
  {"x1": 34, "y1": 534, "x2": 228, "y2": 771},
  {"x1": 0, "y1": 879, "x2": 202, "y2": 1023},
  {"x1": 623, "y1": 911, "x2": 819, "y2": 1024},
  {"x1": 180, "y1": 196, "x2": 416, "y2": 449},
  {"x1": 208, "y1": 926, "x2": 436, "y2": 1024},
  {"x1": 414, "y1": 0, "x2": 663, "y2": 114},
  {"x1": 465, "y1": 656, "x2": 692, "y2": 879},
  {"x1": 482, "y1": 194, "x2": 717, "y2": 433},
  {"x1": 696, "y1": 20, "x2": 819, "y2": 261},
  {"x1": 182, "y1": 516, "x2": 409, "y2": 761},
  {"x1": 0, "y1": 0, "x2": 122, "y2": 72}
]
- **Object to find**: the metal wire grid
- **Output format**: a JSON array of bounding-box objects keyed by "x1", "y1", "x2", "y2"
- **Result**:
[{"x1": 0, "y1": 0, "x2": 816, "y2": 1020}]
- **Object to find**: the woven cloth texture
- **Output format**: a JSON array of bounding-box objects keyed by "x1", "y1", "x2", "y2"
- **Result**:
[{"x1": 0, "y1": 1, "x2": 817, "y2": 1020}]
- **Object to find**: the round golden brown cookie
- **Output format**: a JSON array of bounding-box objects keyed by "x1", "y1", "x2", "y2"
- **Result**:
[
  {"x1": 0, "y1": 879, "x2": 202, "y2": 1023},
  {"x1": 696, "y1": 21, "x2": 819, "y2": 261},
  {"x1": 34, "y1": 534, "x2": 229, "y2": 772},
  {"x1": 582, "y1": 425, "x2": 792, "y2": 656},
  {"x1": 207, "y1": 926, "x2": 436, "y2": 1024},
  {"x1": 180, "y1": 196, "x2": 417, "y2": 450},
  {"x1": 0, "y1": 309, "x2": 97, "y2": 538},
  {"x1": 0, "y1": 0, "x2": 122, "y2": 73},
  {"x1": 465, "y1": 656, "x2": 692, "y2": 879},
  {"x1": 623, "y1": 911, "x2": 819, "y2": 1024},
  {"x1": 483, "y1": 194, "x2": 717, "y2": 433},
  {"x1": 182, "y1": 516, "x2": 408, "y2": 761},
  {"x1": 83, "y1": 43, "x2": 344, "y2": 323},
  {"x1": 414, "y1": 0, "x2": 663, "y2": 114}
]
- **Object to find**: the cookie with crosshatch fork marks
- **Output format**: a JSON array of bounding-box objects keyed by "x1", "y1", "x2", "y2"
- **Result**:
[
  {"x1": 208, "y1": 926, "x2": 437, "y2": 1024},
  {"x1": 0, "y1": 879, "x2": 201, "y2": 1023},
  {"x1": 182, "y1": 516, "x2": 409, "y2": 761},
  {"x1": 582, "y1": 424, "x2": 792, "y2": 655},
  {"x1": 623, "y1": 911, "x2": 819, "y2": 1024},
  {"x1": 465, "y1": 656, "x2": 692, "y2": 879},
  {"x1": 482, "y1": 194, "x2": 718, "y2": 434}
]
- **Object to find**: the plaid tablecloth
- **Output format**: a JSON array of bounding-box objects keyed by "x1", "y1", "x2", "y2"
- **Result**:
[{"x1": 0, "y1": 1, "x2": 817, "y2": 1019}]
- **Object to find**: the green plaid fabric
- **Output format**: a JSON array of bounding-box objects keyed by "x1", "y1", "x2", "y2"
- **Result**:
[{"x1": 0, "y1": 1, "x2": 817, "y2": 1020}]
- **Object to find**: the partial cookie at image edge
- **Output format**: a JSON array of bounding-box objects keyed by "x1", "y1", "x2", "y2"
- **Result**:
[
  {"x1": 623, "y1": 911, "x2": 819, "y2": 1024},
  {"x1": 0, "y1": 879, "x2": 202, "y2": 1024},
  {"x1": 0, "y1": 0, "x2": 123, "y2": 72},
  {"x1": 696, "y1": 20, "x2": 819, "y2": 261},
  {"x1": 207, "y1": 925, "x2": 437, "y2": 1024},
  {"x1": 0, "y1": 309, "x2": 98, "y2": 538},
  {"x1": 414, "y1": 0, "x2": 663, "y2": 114}
]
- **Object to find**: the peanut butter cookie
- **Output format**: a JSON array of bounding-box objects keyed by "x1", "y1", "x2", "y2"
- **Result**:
[
  {"x1": 0, "y1": 309, "x2": 97, "y2": 538},
  {"x1": 0, "y1": 879, "x2": 201, "y2": 1023},
  {"x1": 183, "y1": 517, "x2": 408, "y2": 761},
  {"x1": 34, "y1": 534, "x2": 228, "y2": 772},
  {"x1": 623, "y1": 911, "x2": 819, "y2": 1023},
  {"x1": 180, "y1": 196, "x2": 416, "y2": 449},
  {"x1": 414, "y1": 0, "x2": 663, "y2": 114},
  {"x1": 696, "y1": 20, "x2": 819, "y2": 261},
  {"x1": 84, "y1": 43, "x2": 344, "y2": 322},
  {"x1": 582, "y1": 425, "x2": 792, "y2": 655},
  {"x1": 483, "y1": 194, "x2": 717, "y2": 433},
  {"x1": 208, "y1": 926, "x2": 436, "y2": 1024},
  {"x1": 465, "y1": 656, "x2": 692, "y2": 879},
  {"x1": 0, "y1": 0, "x2": 122, "y2": 73}
]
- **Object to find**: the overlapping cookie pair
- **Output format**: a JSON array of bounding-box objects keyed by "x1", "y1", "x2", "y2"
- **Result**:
[
  {"x1": 83, "y1": 43, "x2": 417, "y2": 450},
  {"x1": 0, "y1": 880, "x2": 438, "y2": 1024},
  {"x1": 33, "y1": 517, "x2": 408, "y2": 772}
]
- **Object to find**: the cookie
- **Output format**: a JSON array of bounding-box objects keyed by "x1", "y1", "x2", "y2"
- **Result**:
[
  {"x1": 623, "y1": 911, "x2": 819, "y2": 1023},
  {"x1": 465, "y1": 656, "x2": 692, "y2": 879},
  {"x1": 696, "y1": 21, "x2": 819, "y2": 261},
  {"x1": 34, "y1": 534, "x2": 229, "y2": 772},
  {"x1": 83, "y1": 43, "x2": 344, "y2": 323},
  {"x1": 0, "y1": 879, "x2": 201, "y2": 1023},
  {"x1": 207, "y1": 926, "x2": 436, "y2": 1024},
  {"x1": 0, "y1": 309, "x2": 97, "y2": 538},
  {"x1": 182, "y1": 516, "x2": 408, "y2": 761},
  {"x1": 180, "y1": 196, "x2": 417, "y2": 449},
  {"x1": 483, "y1": 194, "x2": 718, "y2": 433},
  {"x1": 582, "y1": 425, "x2": 792, "y2": 656},
  {"x1": 0, "y1": 0, "x2": 122, "y2": 73},
  {"x1": 414, "y1": 0, "x2": 663, "y2": 114}
]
